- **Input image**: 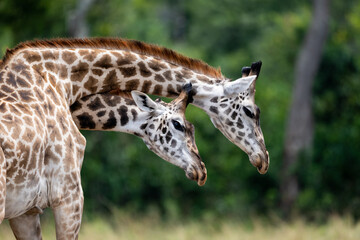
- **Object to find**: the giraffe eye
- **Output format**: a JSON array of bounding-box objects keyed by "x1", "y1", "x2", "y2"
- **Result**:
[
  {"x1": 172, "y1": 120, "x2": 184, "y2": 132},
  {"x1": 243, "y1": 106, "x2": 254, "y2": 118}
]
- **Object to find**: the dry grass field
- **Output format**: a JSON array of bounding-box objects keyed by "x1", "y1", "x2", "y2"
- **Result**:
[{"x1": 1, "y1": 211, "x2": 359, "y2": 240}]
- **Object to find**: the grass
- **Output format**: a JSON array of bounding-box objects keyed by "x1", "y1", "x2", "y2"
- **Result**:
[{"x1": 0, "y1": 211, "x2": 360, "y2": 240}]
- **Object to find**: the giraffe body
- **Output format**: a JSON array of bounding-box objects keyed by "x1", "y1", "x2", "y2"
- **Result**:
[
  {"x1": 0, "y1": 54, "x2": 86, "y2": 238},
  {"x1": 0, "y1": 40, "x2": 205, "y2": 239}
]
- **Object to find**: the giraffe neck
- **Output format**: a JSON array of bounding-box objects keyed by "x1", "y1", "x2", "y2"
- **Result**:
[
  {"x1": 70, "y1": 92, "x2": 148, "y2": 136},
  {"x1": 9, "y1": 44, "x2": 227, "y2": 111}
]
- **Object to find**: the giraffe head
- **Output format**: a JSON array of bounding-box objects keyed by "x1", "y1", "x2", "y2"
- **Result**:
[
  {"x1": 205, "y1": 62, "x2": 269, "y2": 174},
  {"x1": 131, "y1": 83, "x2": 207, "y2": 186}
]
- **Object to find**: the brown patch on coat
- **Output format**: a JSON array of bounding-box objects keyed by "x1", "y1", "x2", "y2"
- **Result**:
[
  {"x1": 102, "y1": 69, "x2": 119, "y2": 90},
  {"x1": 155, "y1": 74, "x2": 165, "y2": 82},
  {"x1": 92, "y1": 69, "x2": 103, "y2": 76},
  {"x1": 125, "y1": 79, "x2": 140, "y2": 90},
  {"x1": 181, "y1": 69, "x2": 193, "y2": 79},
  {"x1": 1, "y1": 85, "x2": 13, "y2": 94},
  {"x1": 71, "y1": 61, "x2": 89, "y2": 82},
  {"x1": 58, "y1": 64, "x2": 68, "y2": 79},
  {"x1": 115, "y1": 51, "x2": 137, "y2": 66},
  {"x1": 152, "y1": 85, "x2": 163, "y2": 95},
  {"x1": 42, "y1": 51, "x2": 59, "y2": 60},
  {"x1": 14, "y1": 169, "x2": 27, "y2": 184},
  {"x1": 148, "y1": 59, "x2": 167, "y2": 71},
  {"x1": 45, "y1": 62, "x2": 57, "y2": 73},
  {"x1": 33, "y1": 88, "x2": 44, "y2": 102},
  {"x1": 94, "y1": 54, "x2": 113, "y2": 69},
  {"x1": 0, "y1": 102, "x2": 7, "y2": 112},
  {"x1": 163, "y1": 70, "x2": 173, "y2": 81},
  {"x1": 175, "y1": 71, "x2": 185, "y2": 82},
  {"x1": 18, "y1": 90, "x2": 34, "y2": 102},
  {"x1": 119, "y1": 66, "x2": 136, "y2": 77},
  {"x1": 102, "y1": 93, "x2": 121, "y2": 107},
  {"x1": 22, "y1": 50, "x2": 41, "y2": 63},
  {"x1": 167, "y1": 84, "x2": 177, "y2": 96},
  {"x1": 72, "y1": 85, "x2": 81, "y2": 97},
  {"x1": 78, "y1": 49, "x2": 90, "y2": 56},
  {"x1": 62, "y1": 50, "x2": 77, "y2": 65},
  {"x1": 28, "y1": 139, "x2": 42, "y2": 171},
  {"x1": 84, "y1": 76, "x2": 99, "y2": 93},
  {"x1": 141, "y1": 80, "x2": 152, "y2": 93},
  {"x1": 6, "y1": 72, "x2": 17, "y2": 88},
  {"x1": 80, "y1": 50, "x2": 96, "y2": 62},
  {"x1": 87, "y1": 96, "x2": 105, "y2": 111},
  {"x1": 138, "y1": 61, "x2": 152, "y2": 77},
  {"x1": 55, "y1": 144, "x2": 63, "y2": 157}
]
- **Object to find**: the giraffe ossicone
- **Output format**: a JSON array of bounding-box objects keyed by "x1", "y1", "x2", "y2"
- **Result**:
[{"x1": 72, "y1": 83, "x2": 207, "y2": 186}]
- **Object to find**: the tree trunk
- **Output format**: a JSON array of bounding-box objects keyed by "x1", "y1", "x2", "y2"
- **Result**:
[
  {"x1": 67, "y1": 0, "x2": 96, "y2": 38},
  {"x1": 280, "y1": 0, "x2": 330, "y2": 216},
  {"x1": 160, "y1": 0, "x2": 187, "y2": 42}
]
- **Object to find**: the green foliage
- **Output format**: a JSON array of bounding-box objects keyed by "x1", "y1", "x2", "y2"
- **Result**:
[
  {"x1": 297, "y1": 1, "x2": 360, "y2": 218},
  {"x1": 0, "y1": 0, "x2": 74, "y2": 45},
  {"x1": 0, "y1": 0, "x2": 359, "y2": 220}
]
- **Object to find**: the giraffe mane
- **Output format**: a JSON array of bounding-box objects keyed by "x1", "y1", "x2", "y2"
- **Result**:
[{"x1": 1, "y1": 38, "x2": 225, "y2": 79}]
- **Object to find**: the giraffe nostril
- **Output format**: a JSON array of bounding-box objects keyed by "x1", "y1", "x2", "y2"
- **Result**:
[
  {"x1": 186, "y1": 171, "x2": 194, "y2": 180},
  {"x1": 185, "y1": 166, "x2": 199, "y2": 182},
  {"x1": 191, "y1": 168, "x2": 198, "y2": 181},
  {"x1": 184, "y1": 163, "x2": 207, "y2": 186},
  {"x1": 200, "y1": 161, "x2": 205, "y2": 170}
]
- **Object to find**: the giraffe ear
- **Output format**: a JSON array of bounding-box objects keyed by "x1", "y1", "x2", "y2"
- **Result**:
[
  {"x1": 131, "y1": 91, "x2": 163, "y2": 112},
  {"x1": 223, "y1": 75, "x2": 256, "y2": 96}
]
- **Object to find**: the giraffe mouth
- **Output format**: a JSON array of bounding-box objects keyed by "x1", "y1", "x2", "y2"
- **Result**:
[
  {"x1": 185, "y1": 162, "x2": 207, "y2": 186},
  {"x1": 250, "y1": 150, "x2": 270, "y2": 174}
]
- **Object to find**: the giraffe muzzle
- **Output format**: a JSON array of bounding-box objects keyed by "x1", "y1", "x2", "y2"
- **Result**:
[
  {"x1": 185, "y1": 161, "x2": 207, "y2": 186},
  {"x1": 250, "y1": 150, "x2": 270, "y2": 174}
]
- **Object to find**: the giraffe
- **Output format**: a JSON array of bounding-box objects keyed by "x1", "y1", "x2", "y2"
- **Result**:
[
  {"x1": 0, "y1": 40, "x2": 206, "y2": 239},
  {"x1": 70, "y1": 84, "x2": 206, "y2": 186},
  {"x1": 0, "y1": 38, "x2": 268, "y2": 239}
]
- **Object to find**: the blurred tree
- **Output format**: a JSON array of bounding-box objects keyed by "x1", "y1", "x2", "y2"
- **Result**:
[
  {"x1": 159, "y1": 0, "x2": 187, "y2": 42},
  {"x1": 281, "y1": 0, "x2": 330, "y2": 216},
  {"x1": 67, "y1": 0, "x2": 96, "y2": 37}
]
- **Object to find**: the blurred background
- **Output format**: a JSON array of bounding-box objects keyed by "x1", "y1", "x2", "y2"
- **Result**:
[{"x1": 1, "y1": 0, "x2": 360, "y2": 238}]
